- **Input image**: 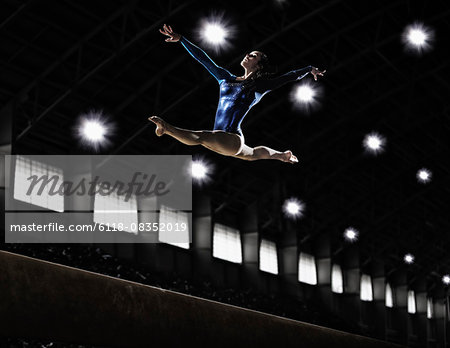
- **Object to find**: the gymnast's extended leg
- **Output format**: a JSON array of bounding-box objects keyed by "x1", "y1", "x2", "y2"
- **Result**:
[
  {"x1": 149, "y1": 116, "x2": 297, "y2": 163},
  {"x1": 234, "y1": 144, "x2": 298, "y2": 164},
  {"x1": 149, "y1": 116, "x2": 242, "y2": 156}
]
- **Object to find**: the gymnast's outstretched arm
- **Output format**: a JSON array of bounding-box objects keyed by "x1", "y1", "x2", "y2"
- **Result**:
[
  {"x1": 159, "y1": 24, "x2": 233, "y2": 82},
  {"x1": 256, "y1": 66, "x2": 326, "y2": 94}
]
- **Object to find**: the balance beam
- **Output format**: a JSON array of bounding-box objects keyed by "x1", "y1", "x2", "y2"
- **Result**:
[{"x1": 0, "y1": 251, "x2": 403, "y2": 347}]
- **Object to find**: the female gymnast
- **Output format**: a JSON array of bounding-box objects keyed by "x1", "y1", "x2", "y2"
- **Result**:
[{"x1": 149, "y1": 24, "x2": 325, "y2": 164}]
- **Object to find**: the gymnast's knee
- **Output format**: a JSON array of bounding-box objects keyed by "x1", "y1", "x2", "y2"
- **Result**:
[
  {"x1": 236, "y1": 147, "x2": 259, "y2": 161},
  {"x1": 252, "y1": 146, "x2": 270, "y2": 159}
]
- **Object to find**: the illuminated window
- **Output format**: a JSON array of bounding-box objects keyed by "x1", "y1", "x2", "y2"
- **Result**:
[
  {"x1": 360, "y1": 274, "x2": 373, "y2": 301},
  {"x1": 408, "y1": 290, "x2": 416, "y2": 314},
  {"x1": 331, "y1": 264, "x2": 344, "y2": 293},
  {"x1": 427, "y1": 298, "x2": 434, "y2": 319},
  {"x1": 385, "y1": 283, "x2": 394, "y2": 308},
  {"x1": 298, "y1": 252, "x2": 317, "y2": 285},
  {"x1": 212, "y1": 224, "x2": 242, "y2": 263},
  {"x1": 94, "y1": 185, "x2": 138, "y2": 234},
  {"x1": 14, "y1": 156, "x2": 64, "y2": 212},
  {"x1": 158, "y1": 205, "x2": 190, "y2": 249},
  {"x1": 259, "y1": 239, "x2": 278, "y2": 274}
]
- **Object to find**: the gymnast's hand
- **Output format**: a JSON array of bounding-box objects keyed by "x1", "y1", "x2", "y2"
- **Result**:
[
  {"x1": 311, "y1": 67, "x2": 326, "y2": 81},
  {"x1": 159, "y1": 24, "x2": 181, "y2": 42}
]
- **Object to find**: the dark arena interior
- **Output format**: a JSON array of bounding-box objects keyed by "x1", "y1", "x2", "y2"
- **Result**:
[{"x1": 1, "y1": 0, "x2": 449, "y2": 347}]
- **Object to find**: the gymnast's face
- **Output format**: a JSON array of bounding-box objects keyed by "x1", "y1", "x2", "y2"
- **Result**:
[{"x1": 241, "y1": 51, "x2": 263, "y2": 71}]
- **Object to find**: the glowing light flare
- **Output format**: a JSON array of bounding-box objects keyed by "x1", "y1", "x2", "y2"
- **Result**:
[
  {"x1": 402, "y1": 22, "x2": 434, "y2": 54},
  {"x1": 203, "y1": 23, "x2": 226, "y2": 44},
  {"x1": 286, "y1": 201, "x2": 300, "y2": 215},
  {"x1": 408, "y1": 29, "x2": 426, "y2": 46},
  {"x1": 82, "y1": 120, "x2": 106, "y2": 142},
  {"x1": 75, "y1": 110, "x2": 114, "y2": 151},
  {"x1": 192, "y1": 161, "x2": 208, "y2": 179},
  {"x1": 295, "y1": 85, "x2": 315, "y2": 102},
  {"x1": 363, "y1": 132, "x2": 386, "y2": 155},
  {"x1": 189, "y1": 158, "x2": 213, "y2": 185},
  {"x1": 283, "y1": 198, "x2": 305, "y2": 219},
  {"x1": 442, "y1": 275, "x2": 450, "y2": 285},
  {"x1": 290, "y1": 81, "x2": 322, "y2": 114},
  {"x1": 416, "y1": 168, "x2": 432, "y2": 183},
  {"x1": 344, "y1": 227, "x2": 359, "y2": 242},
  {"x1": 404, "y1": 253, "x2": 415, "y2": 264},
  {"x1": 197, "y1": 14, "x2": 234, "y2": 53}
]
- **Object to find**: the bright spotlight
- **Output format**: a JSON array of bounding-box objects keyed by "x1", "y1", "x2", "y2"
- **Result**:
[
  {"x1": 283, "y1": 198, "x2": 305, "y2": 219},
  {"x1": 192, "y1": 161, "x2": 208, "y2": 179},
  {"x1": 75, "y1": 110, "x2": 114, "y2": 151},
  {"x1": 363, "y1": 132, "x2": 386, "y2": 155},
  {"x1": 203, "y1": 23, "x2": 226, "y2": 44},
  {"x1": 408, "y1": 29, "x2": 426, "y2": 46},
  {"x1": 416, "y1": 168, "x2": 432, "y2": 183},
  {"x1": 404, "y1": 253, "x2": 414, "y2": 264},
  {"x1": 83, "y1": 120, "x2": 105, "y2": 142},
  {"x1": 344, "y1": 227, "x2": 359, "y2": 242},
  {"x1": 290, "y1": 82, "x2": 321, "y2": 113},
  {"x1": 442, "y1": 274, "x2": 450, "y2": 285},
  {"x1": 190, "y1": 158, "x2": 213, "y2": 185},
  {"x1": 402, "y1": 22, "x2": 434, "y2": 54},
  {"x1": 296, "y1": 85, "x2": 315, "y2": 102},
  {"x1": 197, "y1": 14, "x2": 234, "y2": 53}
]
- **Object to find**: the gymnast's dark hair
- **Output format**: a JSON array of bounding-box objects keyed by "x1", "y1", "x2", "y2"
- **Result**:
[{"x1": 254, "y1": 51, "x2": 277, "y2": 80}]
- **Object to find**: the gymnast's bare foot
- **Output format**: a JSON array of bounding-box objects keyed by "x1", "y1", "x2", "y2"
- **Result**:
[
  {"x1": 281, "y1": 150, "x2": 298, "y2": 164},
  {"x1": 148, "y1": 116, "x2": 166, "y2": 136}
]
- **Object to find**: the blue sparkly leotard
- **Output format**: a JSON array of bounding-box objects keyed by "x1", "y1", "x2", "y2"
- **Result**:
[{"x1": 180, "y1": 36, "x2": 312, "y2": 136}]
